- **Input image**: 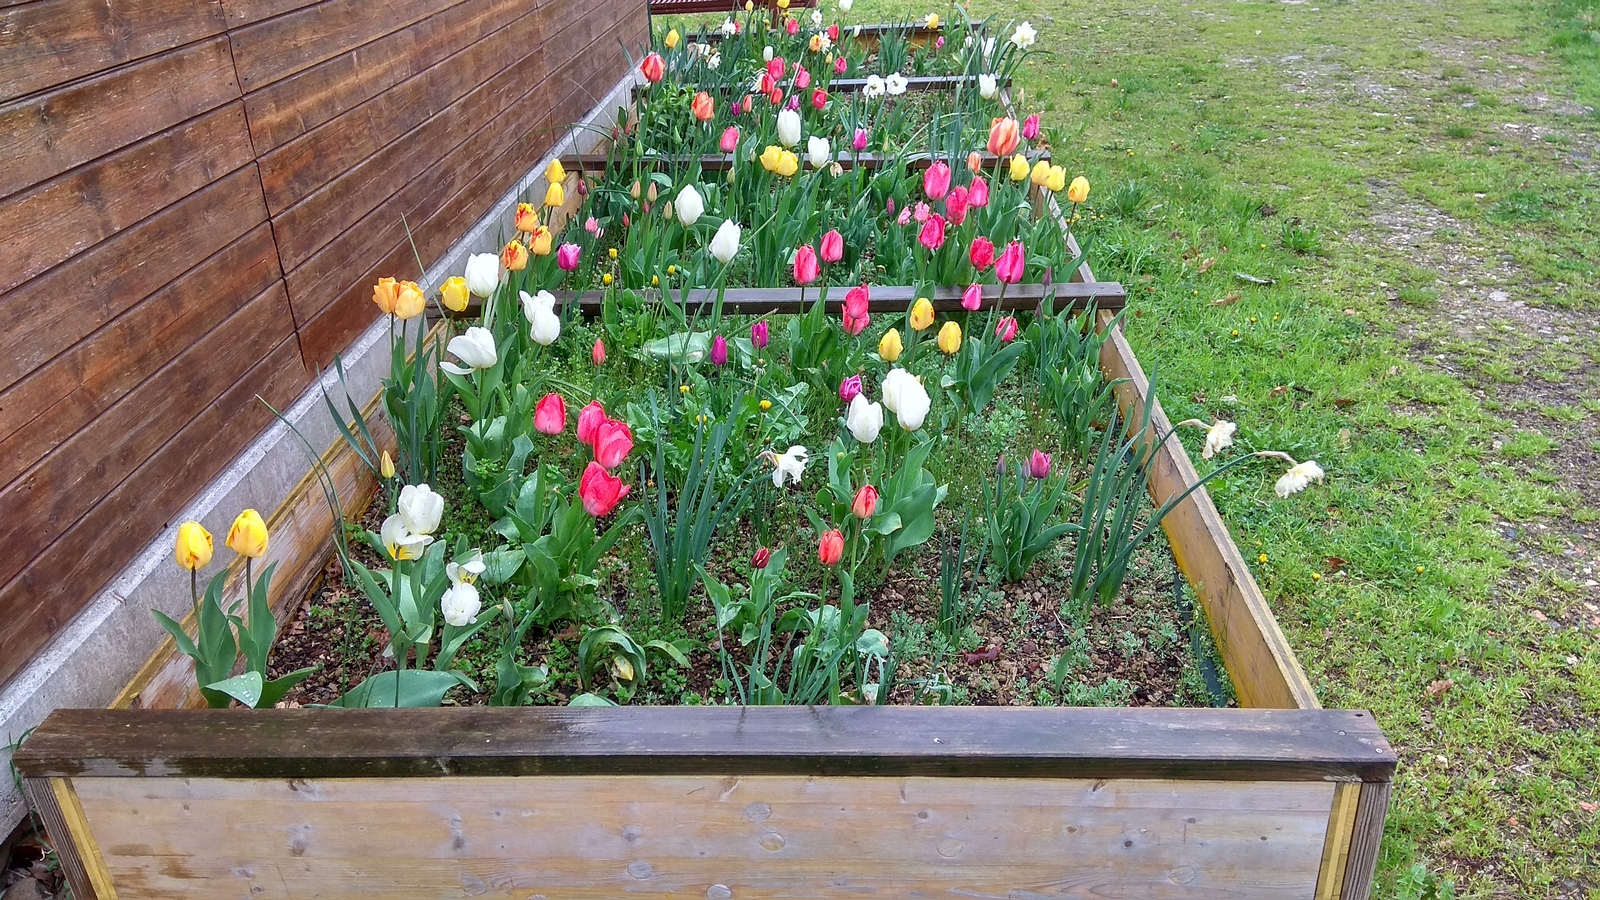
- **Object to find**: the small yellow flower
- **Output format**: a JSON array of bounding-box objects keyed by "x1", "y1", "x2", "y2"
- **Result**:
[
  {"x1": 1249, "y1": 316, "x2": 1258, "y2": 323},
  {"x1": 602, "y1": 273, "x2": 614, "y2": 286},
  {"x1": 909, "y1": 298, "x2": 935, "y2": 331},
  {"x1": 679, "y1": 384, "x2": 691, "y2": 394},
  {"x1": 1258, "y1": 553, "x2": 1268, "y2": 564},
  {"x1": 667, "y1": 264, "x2": 676, "y2": 276},
  {"x1": 937, "y1": 320, "x2": 962, "y2": 355},
  {"x1": 760, "y1": 399, "x2": 773, "y2": 411},
  {"x1": 652, "y1": 274, "x2": 660, "y2": 286},
  {"x1": 696, "y1": 414, "x2": 707, "y2": 425},
  {"x1": 1232, "y1": 330, "x2": 1240, "y2": 337},
  {"x1": 1416, "y1": 565, "x2": 1425, "y2": 574},
  {"x1": 1312, "y1": 572, "x2": 1322, "y2": 581},
  {"x1": 609, "y1": 247, "x2": 618, "y2": 259}
]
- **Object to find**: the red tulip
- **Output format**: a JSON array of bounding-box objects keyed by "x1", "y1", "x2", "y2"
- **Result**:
[
  {"x1": 577, "y1": 400, "x2": 606, "y2": 446},
  {"x1": 852, "y1": 484, "x2": 879, "y2": 520},
  {"x1": 945, "y1": 185, "x2": 969, "y2": 225},
  {"x1": 818, "y1": 529, "x2": 844, "y2": 566},
  {"x1": 842, "y1": 284, "x2": 871, "y2": 335},
  {"x1": 811, "y1": 88, "x2": 827, "y2": 110},
  {"x1": 691, "y1": 91, "x2": 714, "y2": 121},
  {"x1": 592, "y1": 338, "x2": 606, "y2": 366},
  {"x1": 769, "y1": 87, "x2": 783, "y2": 106},
  {"x1": 593, "y1": 418, "x2": 634, "y2": 470},
  {"x1": 996, "y1": 240, "x2": 1025, "y2": 284},
  {"x1": 969, "y1": 236, "x2": 996, "y2": 270},
  {"x1": 962, "y1": 283, "x2": 983, "y2": 311},
  {"x1": 534, "y1": 392, "x2": 567, "y2": 435},
  {"x1": 995, "y1": 316, "x2": 1019, "y2": 342},
  {"x1": 968, "y1": 175, "x2": 990, "y2": 208},
  {"x1": 820, "y1": 230, "x2": 844, "y2": 264},
  {"x1": 759, "y1": 72, "x2": 776, "y2": 95},
  {"x1": 793, "y1": 244, "x2": 819, "y2": 286},
  {"x1": 828, "y1": 24, "x2": 839, "y2": 41},
  {"x1": 720, "y1": 126, "x2": 740, "y2": 153},
  {"x1": 640, "y1": 53, "x2": 665, "y2": 83},
  {"x1": 918, "y1": 214, "x2": 947, "y2": 251},
  {"x1": 987, "y1": 117, "x2": 1019, "y2": 157},
  {"x1": 752, "y1": 547, "x2": 771, "y2": 570},
  {"x1": 579, "y1": 461, "x2": 629, "y2": 516},
  {"x1": 924, "y1": 160, "x2": 951, "y2": 201}
]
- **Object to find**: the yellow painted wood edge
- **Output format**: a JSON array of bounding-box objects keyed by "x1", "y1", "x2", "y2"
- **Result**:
[
  {"x1": 49, "y1": 778, "x2": 117, "y2": 900},
  {"x1": 1314, "y1": 782, "x2": 1361, "y2": 899}
]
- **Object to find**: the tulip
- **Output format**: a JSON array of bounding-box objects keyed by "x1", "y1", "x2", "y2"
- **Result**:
[
  {"x1": 785, "y1": 16, "x2": 799, "y2": 35},
  {"x1": 1028, "y1": 160, "x2": 1051, "y2": 187},
  {"x1": 845, "y1": 393, "x2": 883, "y2": 444},
  {"x1": 839, "y1": 375, "x2": 863, "y2": 403},
  {"x1": 557, "y1": 243, "x2": 581, "y2": 271},
  {"x1": 751, "y1": 319, "x2": 769, "y2": 349},
  {"x1": 767, "y1": 56, "x2": 786, "y2": 81},
  {"x1": 579, "y1": 461, "x2": 629, "y2": 516},
  {"x1": 1046, "y1": 165, "x2": 1068, "y2": 193},
  {"x1": 1275, "y1": 461, "x2": 1325, "y2": 498},
  {"x1": 838, "y1": 0, "x2": 852, "y2": 10},
  {"x1": 909, "y1": 296, "x2": 935, "y2": 331},
  {"x1": 543, "y1": 180, "x2": 565, "y2": 209},
  {"x1": 545, "y1": 158, "x2": 566, "y2": 186},
  {"x1": 719, "y1": 125, "x2": 740, "y2": 153},
  {"x1": 372, "y1": 277, "x2": 399, "y2": 315},
  {"x1": 996, "y1": 240, "x2": 1026, "y2": 284},
  {"x1": 987, "y1": 117, "x2": 1019, "y2": 157},
  {"x1": 534, "y1": 393, "x2": 567, "y2": 435},
  {"x1": 967, "y1": 151, "x2": 983, "y2": 174},
  {"x1": 391, "y1": 281, "x2": 425, "y2": 319},
  {"x1": 577, "y1": 401, "x2": 606, "y2": 446},
  {"x1": 979, "y1": 73, "x2": 997, "y2": 98},
  {"x1": 770, "y1": 87, "x2": 784, "y2": 106},
  {"x1": 968, "y1": 176, "x2": 990, "y2": 208},
  {"x1": 881, "y1": 368, "x2": 930, "y2": 430},
  {"x1": 711, "y1": 334, "x2": 729, "y2": 366},
  {"x1": 924, "y1": 160, "x2": 951, "y2": 201},
  {"x1": 528, "y1": 226, "x2": 553, "y2": 256},
  {"x1": 1022, "y1": 114, "x2": 1041, "y2": 141},
  {"x1": 817, "y1": 529, "x2": 845, "y2": 566},
  {"x1": 691, "y1": 90, "x2": 714, "y2": 121},
  {"x1": 926, "y1": 12, "x2": 941, "y2": 28},
  {"x1": 440, "y1": 582, "x2": 481, "y2": 627},
  {"x1": 502, "y1": 240, "x2": 529, "y2": 271},
  {"x1": 1067, "y1": 175, "x2": 1091, "y2": 204},
  {"x1": 794, "y1": 64, "x2": 811, "y2": 89},
  {"x1": 514, "y1": 202, "x2": 539, "y2": 234},
  {"x1": 464, "y1": 253, "x2": 499, "y2": 297},
  {"x1": 919, "y1": 214, "x2": 946, "y2": 251},
  {"x1": 842, "y1": 284, "x2": 870, "y2": 335},
  {"x1": 878, "y1": 328, "x2": 903, "y2": 362},
  {"x1": 664, "y1": 28, "x2": 680, "y2": 50},
  {"x1": 380, "y1": 450, "x2": 396, "y2": 480},
  {"x1": 752, "y1": 547, "x2": 771, "y2": 570},
  {"x1": 1019, "y1": 450, "x2": 1048, "y2": 480},
  {"x1": 592, "y1": 337, "x2": 606, "y2": 366},
  {"x1": 995, "y1": 316, "x2": 1019, "y2": 342},
  {"x1": 440, "y1": 275, "x2": 470, "y2": 312},
  {"x1": 834, "y1": 56, "x2": 848, "y2": 74},
  {"x1": 593, "y1": 419, "x2": 634, "y2": 470},
  {"x1": 945, "y1": 185, "x2": 969, "y2": 225},
  {"x1": 675, "y1": 184, "x2": 705, "y2": 226},
  {"x1": 852, "y1": 484, "x2": 879, "y2": 520},
  {"x1": 852, "y1": 127, "x2": 869, "y2": 152},
  {"x1": 769, "y1": 445, "x2": 809, "y2": 487},
  {"x1": 807, "y1": 135, "x2": 831, "y2": 168},
  {"x1": 380, "y1": 514, "x2": 431, "y2": 561},
  {"x1": 398, "y1": 483, "x2": 444, "y2": 536},
  {"x1": 937, "y1": 321, "x2": 963, "y2": 355},
  {"x1": 820, "y1": 229, "x2": 844, "y2": 264},
  {"x1": 760, "y1": 144, "x2": 785, "y2": 172},
  {"x1": 709, "y1": 219, "x2": 741, "y2": 263},
  {"x1": 914, "y1": 201, "x2": 931, "y2": 223},
  {"x1": 1008, "y1": 154, "x2": 1030, "y2": 181},
  {"x1": 970, "y1": 236, "x2": 996, "y2": 270},
  {"x1": 640, "y1": 52, "x2": 665, "y2": 82},
  {"x1": 521, "y1": 290, "x2": 561, "y2": 345},
  {"x1": 811, "y1": 89, "x2": 828, "y2": 114},
  {"x1": 793, "y1": 244, "x2": 819, "y2": 286},
  {"x1": 174, "y1": 521, "x2": 213, "y2": 570},
  {"x1": 962, "y1": 283, "x2": 983, "y2": 311},
  {"x1": 441, "y1": 326, "x2": 498, "y2": 374},
  {"x1": 776, "y1": 109, "x2": 802, "y2": 148}
]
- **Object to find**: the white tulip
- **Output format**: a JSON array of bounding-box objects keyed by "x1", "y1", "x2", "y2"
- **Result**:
[
  {"x1": 709, "y1": 219, "x2": 742, "y2": 264},
  {"x1": 807, "y1": 135, "x2": 832, "y2": 168},
  {"x1": 763, "y1": 45, "x2": 774, "y2": 61},
  {"x1": 1201, "y1": 420, "x2": 1237, "y2": 460},
  {"x1": 885, "y1": 73, "x2": 908, "y2": 96},
  {"x1": 446, "y1": 550, "x2": 485, "y2": 586},
  {"x1": 463, "y1": 253, "x2": 500, "y2": 298},
  {"x1": 380, "y1": 514, "x2": 432, "y2": 561},
  {"x1": 862, "y1": 75, "x2": 885, "y2": 99},
  {"x1": 1011, "y1": 21, "x2": 1037, "y2": 49},
  {"x1": 838, "y1": 0, "x2": 852, "y2": 11},
  {"x1": 675, "y1": 184, "x2": 705, "y2": 226},
  {"x1": 880, "y1": 367, "x2": 914, "y2": 413},
  {"x1": 776, "y1": 109, "x2": 802, "y2": 148},
  {"x1": 846, "y1": 394, "x2": 883, "y2": 444},
  {"x1": 1275, "y1": 461, "x2": 1325, "y2": 498},
  {"x1": 983, "y1": 37, "x2": 997, "y2": 59},
  {"x1": 770, "y1": 445, "x2": 810, "y2": 488},
  {"x1": 978, "y1": 73, "x2": 998, "y2": 99},
  {"x1": 521, "y1": 289, "x2": 561, "y2": 345},
  {"x1": 894, "y1": 378, "x2": 930, "y2": 431},
  {"x1": 398, "y1": 483, "x2": 444, "y2": 536},
  {"x1": 440, "y1": 583, "x2": 481, "y2": 627},
  {"x1": 441, "y1": 326, "x2": 497, "y2": 375}
]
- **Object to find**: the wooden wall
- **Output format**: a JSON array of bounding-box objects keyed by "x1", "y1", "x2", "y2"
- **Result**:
[{"x1": 0, "y1": 0, "x2": 649, "y2": 690}]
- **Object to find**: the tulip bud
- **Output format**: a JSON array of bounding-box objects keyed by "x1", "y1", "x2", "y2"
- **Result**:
[
  {"x1": 852, "y1": 127, "x2": 869, "y2": 152},
  {"x1": 923, "y1": 160, "x2": 951, "y2": 201},
  {"x1": 529, "y1": 226, "x2": 553, "y2": 257},
  {"x1": 372, "y1": 277, "x2": 399, "y2": 315},
  {"x1": 557, "y1": 243, "x2": 581, "y2": 271},
  {"x1": 534, "y1": 393, "x2": 567, "y2": 435},
  {"x1": 995, "y1": 316, "x2": 1019, "y2": 343},
  {"x1": 1067, "y1": 175, "x2": 1090, "y2": 204},
  {"x1": 937, "y1": 320, "x2": 963, "y2": 355},
  {"x1": 969, "y1": 236, "x2": 996, "y2": 271},
  {"x1": 962, "y1": 283, "x2": 983, "y2": 311},
  {"x1": 909, "y1": 297, "x2": 935, "y2": 331},
  {"x1": 719, "y1": 126, "x2": 740, "y2": 153},
  {"x1": 544, "y1": 180, "x2": 565, "y2": 208},
  {"x1": 1029, "y1": 450, "x2": 1052, "y2": 479},
  {"x1": 792, "y1": 244, "x2": 819, "y2": 286},
  {"x1": 394, "y1": 281, "x2": 426, "y2": 320},
  {"x1": 691, "y1": 90, "x2": 714, "y2": 121},
  {"x1": 1022, "y1": 114, "x2": 1041, "y2": 141},
  {"x1": 380, "y1": 450, "x2": 396, "y2": 479},
  {"x1": 818, "y1": 529, "x2": 844, "y2": 566},
  {"x1": 664, "y1": 28, "x2": 680, "y2": 50},
  {"x1": 987, "y1": 117, "x2": 1020, "y2": 157},
  {"x1": 174, "y1": 521, "x2": 213, "y2": 571},
  {"x1": 967, "y1": 151, "x2": 983, "y2": 174},
  {"x1": 842, "y1": 284, "x2": 871, "y2": 335},
  {"x1": 852, "y1": 484, "x2": 879, "y2": 520},
  {"x1": 751, "y1": 319, "x2": 769, "y2": 349},
  {"x1": 592, "y1": 338, "x2": 606, "y2": 366},
  {"x1": 639, "y1": 52, "x2": 665, "y2": 83},
  {"x1": 711, "y1": 334, "x2": 729, "y2": 366},
  {"x1": 995, "y1": 240, "x2": 1026, "y2": 284},
  {"x1": 752, "y1": 547, "x2": 771, "y2": 570},
  {"x1": 440, "y1": 276, "x2": 469, "y2": 312},
  {"x1": 226, "y1": 509, "x2": 269, "y2": 559},
  {"x1": 878, "y1": 328, "x2": 903, "y2": 362},
  {"x1": 820, "y1": 229, "x2": 844, "y2": 264}
]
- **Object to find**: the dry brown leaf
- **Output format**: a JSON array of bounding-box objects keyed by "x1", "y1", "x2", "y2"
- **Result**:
[
  {"x1": 1197, "y1": 256, "x2": 1217, "y2": 274},
  {"x1": 1211, "y1": 293, "x2": 1241, "y2": 307},
  {"x1": 1426, "y1": 679, "x2": 1453, "y2": 697},
  {"x1": 1580, "y1": 802, "x2": 1598, "y2": 813},
  {"x1": 1270, "y1": 385, "x2": 1289, "y2": 398}
]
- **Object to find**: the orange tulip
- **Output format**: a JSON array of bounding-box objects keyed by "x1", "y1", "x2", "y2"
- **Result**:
[
  {"x1": 394, "y1": 281, "x2": 426, "y2": 319},
  {"x1": 502, "y1": 240, "x2": 529, "y2": 272},
  {"x1": 372, "y1": 277, "x2": 399, "y2": 315},
  {"x1": 967, "y1": 151, "x2": 983, "y2": 174},
  {"x1": 691, "y1": 91, "x2": 715, "y2": 121},
  {"x1": 514, "y1": 202, "x2": 539, "y2": 234},
  {"x1": 987, "y1": 117, "x2": 1020, "y2": 158},
  {"x1": 528, "y1": 225, "x2": 553, "y2": 256}
]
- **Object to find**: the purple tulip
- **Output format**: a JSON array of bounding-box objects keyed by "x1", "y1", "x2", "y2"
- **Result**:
[
  {"x1": 1029, "y1": 450, "x2": 1051, "y2": 479},
  {"x1": 556, "y1": 243, "x2": 581, "y2": 271},
  {"x1": 839, "y1": 375, "x2": 863, "y2": 403},
  {"x1": 711, "y1": 334, "x2": 729, "y2": 366},
  {"x1": 751, "y1": 320, "x2": 769, "y2": 349}
]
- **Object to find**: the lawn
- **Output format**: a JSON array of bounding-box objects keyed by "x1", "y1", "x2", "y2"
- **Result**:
[{"x1": 856, "y1": 0, "x2": 1599, "y2": 896}]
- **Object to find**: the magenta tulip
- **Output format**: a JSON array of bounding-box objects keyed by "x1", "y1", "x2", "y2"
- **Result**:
[
  {"x1": 1022, "y1": 114, "x2": 1041, "y2": 141},
  {"x1": 557, "y1": 243, "x2": 581, "y2": 271},
  {"x1": 711, "y1": 334, "x2": 729, "y2": 366},
  {"x1": 842, "y1": 284, "x2": 871, "y2": 335},
  {"x1": 834, "y1": 56, "x2": 848, "y2": 75},
  {"x1": 919, "y1": 214, "x2": 947, "y2": 251},
  {"x1": 995, "y1": 316, "x2": 1019, "y2": 342},
  {"x1": 969, "y1": 236, "x2": 996, "y2": 271},
  {"x1": 852, "y1": 127, "x2": 869, "y2": 152},
  {"x1": 1029, "y1": 450, "x2": 1051, "y2": 479},
  {"x1": 767, "y1": 58, "x2": 786, "y2": 81},
  {"x1": 751, "y1": 319, "x2": 769, "y2": 349},
  {"x1": 924, "y1": 160, "x2": 951, "y2": 201},
  {"x1": 839, "y1": 375, "x2": 863, "y2": 403},
  {"x1": 968, "y1": 176, "x2": 990, "y2": 208},
  {"x1": 794, "y1": 64, "x2": 811, "y2": 89},
  {"x1": 996, "y1": 240, "x2": 1025, "y2": 284}
]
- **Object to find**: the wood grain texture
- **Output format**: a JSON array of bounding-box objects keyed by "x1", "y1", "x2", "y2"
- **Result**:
[
  {"x1": 0, "y1": 36, "x2": 241, "y2": 200},
  {"x1": 49, "y1": 779, "x2": 117, "y2": 900},
  {"x1": 226, "y1": 0, "x2": 469, "y2": 92},
  {"x1": 218, "y1": 0, "x2": 320, "y2": 27},
  {"x1": 1340, "y1": 781, "x2": 1392, "y2": 900},
  {"x1": 1314, "y1": 783, "x2": 1360, "y2": 900},
  {"x1": 21, "y1": 778, "x2": 101, "y2": 900},
  {"x1": 68, "y1": 774, "x2": 1336, "y2": 899},
  {"x1": 15, "y1": 706, "x2": 1396, "y2": 782},
  {"x1": 0, "y1": 0, "x2": 227, "y2": 103}
]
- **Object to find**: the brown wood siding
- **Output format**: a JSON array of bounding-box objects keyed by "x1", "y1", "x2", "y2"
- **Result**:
[{"x1": 0, "y1": 0, "x2": 647, "y2": 688}]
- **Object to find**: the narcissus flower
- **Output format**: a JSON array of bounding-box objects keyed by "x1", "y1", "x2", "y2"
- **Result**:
[
  {"x1": 534, "y1": 392, "x2": 567, "y2": 435},
  {"x1": 174, "y1": 521, "x2": 213, "y2": 570},
  {"x1": 878, "y1": 327, "x2": 903, "y2": 362},
  {"x1": 862, "y1": 74, "x2": 885, "y2": 98},
  {"x1": 1202, "y1": 420, "x2": 1236, "y2": 460},
  {"x1": 885, "y1": 73, "x2": 908, "y2": 95},
  {"x1": 640, "y1": 52, "x2": 665, "y2": 82},
  {"x1": 1067, "y1": 175, "x2": 1090, "y2": 204},
  {"x1": 1011, "y1": 21, "x2": 1036, "y2": 49},
  {"x1": 709, "y1": 219, "x2": 741, "y2": 263},
  {"x1": 440, "y1": 276, "x2": 469, "y2": 312},
  {"x1": 924, "y1": 160, "x2": 951, "y2": 201},
  {"x1": 579, "y1": 462, "x2": 629, "y2": 516},
  {"x1": 442, "y1": 326, "x2": 497, "y2": 375},
  {"x1": 767, "y1": 445, "x2": 810, "y2": 487},
  {"x1": 909, "y1": 297, "x2": 935, "y2": 331},
  {"x1": 996, "y1": 240, "x2": 1026, "y2": 284},
  {"x1": 818, "y1": 529, "x2": 845, "y2": 566},
  {"x1": 988, "y1": 117, "x2": 1019, "y2": 157},
  {"x1": 1275, "y1": 460, "x2": 1325, "y2": 498},
  {"x1": 464, "y1": 253, "x2": 499, "y2": 297},
  {"x1": 521, "y1": 290, "x2": 561, "y2": 345},
  {"x1": 502, "y1": 240, "x2": 529, "y2": 271},
  {"x1": 937, "y1": 320, "x2": 963, "y2": 355},
  {"x1": 1008, "y1": 153, "x2": 1030, "y2": 181},
  {"x1": 852, "y1": 484, "x2": 879, "y2": 519},
  {"x1": 843, "y1": 284, "x2": 871, "y2": 335},
  {"x1": 593, "y1": 419, "x2": 634, "y2": 470},
  {"x1": 576, "y1": 401, "x2": 606, "y2": 446},
  {"x1": 691, "y1": 91, "x2": 714, "y2": 121}
]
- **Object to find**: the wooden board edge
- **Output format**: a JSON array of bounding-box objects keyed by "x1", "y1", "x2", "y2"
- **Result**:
[
  {"x1": 22, "y1": 777, "x2": 110, "y2": 900},
  {"x1": 1340, "y1": 780, "x2": 1392, "y2": 900},
  {"x1": 1314, "y1": 782, "x2": 1361, "y2": 900}
]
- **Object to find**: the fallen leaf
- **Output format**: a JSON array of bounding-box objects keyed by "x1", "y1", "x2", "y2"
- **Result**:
[
  {"x1": 1532, "y1": 609, "x2": 1548, "y2": 622},
  {"x1": 1270, "y1": 385, "x2": 1289, "y2": 398},
  {"x1": 1333, "y1": 397, "x2": 1355, "y2": 408},
  {"x1": 1324, "y1": 557, "x2": 1347, "y2": 572},
  {"x1": 1211, "y1": 293, "x2": 1241, "y2": 307},
  {"x1": 1197, "y1": 256, "x2": 1217, "y2": 274},
  {"x1": 961, "y1": 646, "x2": 1001, "y2": 665},
  {"x1": 1426, "y1": 679, "x2": 1453, "y2": 697},
  {"x1": 1580, "y1": 802, "x2": 1598, "y2": 813}
]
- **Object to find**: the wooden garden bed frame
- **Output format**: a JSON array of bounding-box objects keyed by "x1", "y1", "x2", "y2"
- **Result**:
[{"x1": 16, "y1": 56, "x2": 1393, "y2": 900}]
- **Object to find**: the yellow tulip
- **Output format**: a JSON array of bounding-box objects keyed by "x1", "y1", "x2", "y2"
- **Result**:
[
  {"x1": 174, "y1": 521, "x2": 213, "y2": 571},
  {"x1": 440, "y1": 276, "x2": 469, "y2": 312},
  {"x1": 1030, "y1": 159, "x2": 1051, "y2": 187},
  {"x1": 909, "y1": 297, "x2": 935, "y2": 331},
  {"x1": 372, "y1": 276, "x2": 399, "y2": 315},
  {"x1": 937, "y1": 321, "x2": 963, "y2": 355},
  {"x1": 878, "y1": 328, "x2": 904, "y2": 362},
  {"x1": 744, "y1": 0, "x2": 753, "y2": 10},
  {"x1": 926, "y1": 12, "x2": 940, "y2": 29},
  {"x1": 545, "y1": 159, "x2": 566, "y2": 187},
  {"x1": 394, "y1": 281, "x2": 426, "y2": 320},
  {"x1": 776, "y1": 150, "x2": 799, "y2": 177},
  {"x1": 544, "y1": 181, "x2": 565, "y2": 209},
  {"x1": 602, "y1": 272, "x2": 614, "y2": 286},
  {"x1": 1046, "y1": 165, "x2": 1067, "y2": 193},
  {"x1": 380, "y1": 450, "x2": 396, "y2": 480},
  {"x1": 664, "y1": 28, "x2": 680, "y2": 50},
  {"x1": 529, "y1": 226, "x2": 553, "y2": 256},
  {"x1": 513, "y1": 202, "x2": 539, "y2": 234},
  {"x1": 1067, "y1": 175, "x2": 1090, "y2": 204},
  {"x1": 1008, "y1": 154, "x2": 1030, "y2": 181},
  {"x1": 226, "y1": 509, "x2": 269, "y2": 559},
  {"x1": 760, "y1": 145, "x2": 785, "y2": 173},
  {"x1": 777, "y1": 0, "x2": 789, "y2": 8},
  {"x1": 502, "y1": 240, "x2": 529, "y2": 271}
]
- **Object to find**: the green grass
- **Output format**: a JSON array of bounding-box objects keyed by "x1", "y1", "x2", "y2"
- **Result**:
[{"x1": 859, "y1": 0, "x2": 1600, "y2": 895}]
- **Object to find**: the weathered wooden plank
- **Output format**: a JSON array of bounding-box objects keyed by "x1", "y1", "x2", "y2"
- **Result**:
[
  {"x1": 47, "y1": 780, "x2": 117, "y2": 900},
  {"x1": 0, "y1": 101, "x2": 257, "y2": 296},
  {"x1": 0, "y1": 225, "x2": 282, "y2": 489},
  {"x1": 0, "y1": 0, "x2": 227, "y2": 103},
  {"x1": 16, "y1": 707, "x2": 1396, "y2": 781},
  {"x1": 241, "y1": 0, "x2": 531, "y2": 151},
  {"x1": 218, "y1": 0, "x2": 319, "y2": 28},
  {"x1": 20, "y1": 778, "x2": 99, "y2": 900},
  {"x1": 226, "y1": 0, "x2": 471, "y2": 92},
  {"x1": 1340, "y1": 781, "x2": 1392, "y2": 900},
  {"x1": 1314, "y1": 782, "x2": 1360, "y2": 900},
  {"x1": 0, "y1": 328, "x2": 309, "y2": 689},
  {"x1": 68, "y1": 774, "x2": 1336, "y2": 900},
  {"x1": 0, "y1": 166, "x2": 269, "y2": 395},
  {"x1": 0, "y1": 37, "x2": 241, "y2": 200},
  {"x1": 257, "y1": 0, "x2": 563, "y2": 212},
  {"x1": 559, "y1": 149, "x2": 1045, "y2": 175}
]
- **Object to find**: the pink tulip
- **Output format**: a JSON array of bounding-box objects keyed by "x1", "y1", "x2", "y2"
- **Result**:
[
  {"x1": 811, "y1": 89, "x2": 827, "y2": 110},
  {"x1": 585, "y1": 216, "x2": 600, "y2": 235},
  {"x1": 743, "y1": 95, "x2": 755, "y2": 114},
  {"x1": 945, "y1": 185, "x2": 969, "y2": 225},
  {"x1": 852, "y1": 127, "x2": 869, "y2": 152},
  {"x1": 719, "y1": 126, "x2": 740, "y2": 153},
  {"x1": 711, "y1": 334, "x2": 729, "y2": 366},
  {"x1": 794, "y1": 64, "x2": 811, "y2": 89},
  {"x1": 968, "y1": 176, "x2": 990, "y2": 208},
  {"x1": 969, "y1": 236, "x2": 995, "y2": 270},
  {"x1": 557, "y1": 243, "x2": 581, "y2": 271},
  {"x1": 996, "y1": 240, "x2": 1025, "y2": 284},
  {"x1": 995, "y1": 316, "x2": 1019, "y2": 342},
  {"x1": 767, "y1": 58, "x2": 786, "y2": 81},
  {"x1": 924, "y1": 160, "x2": 951, "y2": 201},
  {"x1": 785, "y1": 16, "x2": 798, "y2": 35},
  {"x1": 897, "y1": 206, "x2": 912, "y2": 226},
  {"x1": 914, "y1": 202, "x2": 930, "y2": 224},
  {"x1": 594, "y1": 418, "x2": 634, "y2": 470},
  {"x1": 919, "y1": 214, "x2": 947, "y2": 251},
  {"x1": 793, "y1": 245, "x2": 819, "y2": 286},
  {"x1": 751, "y1": 319, "x2": 769, "y2": 349},
  {"x1": 579, "y1": 461, "x2": 629, "y2": 516},
  {"x1": 820, "y1": 229, "x2": 844, "y2": 264},
  {"x1": 576, "y1": 400, "x2": 606, "y2": 446},
  {"x1": 834, "y1": 56, "x2": 848, "y2": 75},
  {"x1": 1029, "y1": 450, "x2": 1051, "y2": 479},
  {"x1": 839, "y1": 375, "x2": 863, "y2": 403},
  {"x1": 962, "y1": 283, "x2": 983, "y2": 311},
  {"x1": 592, "y1": 338, "x2": 606, "y2": 365},
  {"x1": 1022, "y1": 114, "x2": 1041, "y2": 141},
  {"x1": 842, "y1": 284, "x2": 870, "y2": 335},
  {"x1": 534, "y1": 392, "x2": 567, "y2": 435},
  {"x1": 828, "y1": 24, "x2": 839, "y2": 41},
  {"x1": 935, "y1": 35, "x2": 945, "y2": 48}
]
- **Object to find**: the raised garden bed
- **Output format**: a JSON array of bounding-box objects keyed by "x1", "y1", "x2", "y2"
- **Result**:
[{"x1": 17, "y1": 11, "x2": 1392, "y2": 900}]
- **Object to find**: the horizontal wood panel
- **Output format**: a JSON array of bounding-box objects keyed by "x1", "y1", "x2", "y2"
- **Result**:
[
  {"x1": 242, "y1": 0, "x2": 529, "y2": 151},
  {"x1": 218, "y1": 0, "x2": 319, "y2": 27},
  {"x1": 16, "y1": 707, "x2": 1396, "y2": 782},
  {"x1": 0, "y1": 101, "x2": 256, "y2": 296},
  {"x1": 71, "y1": 774, "x2": 1335, "y2": 899},
  {"x1": 261, "y1": 0, "x2": 595, "y2": 229},
  {"x1": 0, "y1": 323, "x2": 309, "y2": 689},
  {"x1": 0, "y1": 36, "x2": 241, "y2": 200},
  {"x1": 0, "y1": 225, "x2": 283, "y2": 488},
  {"x1": 0, "y1": 166, "x2": 269, "y2": 394},
  {"x1": 227, "y1": 0, "x2": 469, "y2": 92},
  {"x1": 0, "y1": 0, "x2": 227, "y2": 103}
]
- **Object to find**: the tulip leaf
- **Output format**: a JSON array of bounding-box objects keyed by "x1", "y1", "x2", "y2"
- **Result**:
[
  {"x1": 205, "y1": 671, "x2": 264, "y2": 709},
  {"x1": 258, "y1": 667, "x2": 319, "y2": 709},
  {"x1": 326, "y1": 670, "x2": 474, "y2": 708},
  {"x1": 480, "y1": 548, "x2": 526, "y2": 585},
  {"x1": 568, "y1": 693, "x2": 617, "y2": 707},
  {"x1": 870, "y1": 512, "x2": 904, "y2": 536}
]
